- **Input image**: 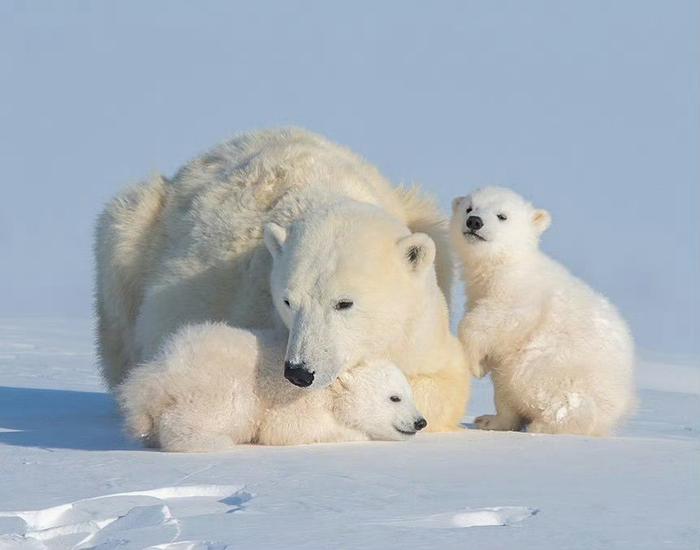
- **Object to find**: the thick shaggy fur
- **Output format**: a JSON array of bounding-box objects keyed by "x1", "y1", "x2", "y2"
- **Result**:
[
  {"x1": 117, "y1": 323, "x2": 425, "y2": 451},
  {"x1": 96, "y1": 128, "x2": 469, "y2": 431},
  {"x1": 451, "y1": 187, "x2": 635, "y2": 436},
  {"x1": 94, "y1": 174, "x2": 169, "y2": 389}
]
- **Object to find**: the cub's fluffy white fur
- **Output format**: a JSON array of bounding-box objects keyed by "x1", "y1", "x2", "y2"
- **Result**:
[
  {"x1": 117, "y1": 323, "x2": 426, "y2": 451},
  {"x1": 450, "y1": 187, "x2": 635, "y2": 436}
]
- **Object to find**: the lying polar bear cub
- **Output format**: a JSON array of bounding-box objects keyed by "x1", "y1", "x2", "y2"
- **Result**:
[
  {"x1": 451, "y1": 187, "x2": 635, "y2": 436},
  {"x1": 117, "y1": 323, "x2": 426, "y2": 451}
]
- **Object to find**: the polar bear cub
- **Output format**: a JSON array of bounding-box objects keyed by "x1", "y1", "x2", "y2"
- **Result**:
[
  {"x1": 450, "y1": 187, "x2": 635, "y2": 436},
  {"x1": 117, "y1": 323, "x2": 426, "y2": 451}
]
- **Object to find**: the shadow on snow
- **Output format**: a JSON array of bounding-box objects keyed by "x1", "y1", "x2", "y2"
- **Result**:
[{"x1": 0, "y1": 386, "x2": 140, "y2": 451}]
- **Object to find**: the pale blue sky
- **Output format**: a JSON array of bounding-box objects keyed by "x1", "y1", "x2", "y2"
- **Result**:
[{"x1": 1, "y1": 1, "x2": 698, "y2": 357}]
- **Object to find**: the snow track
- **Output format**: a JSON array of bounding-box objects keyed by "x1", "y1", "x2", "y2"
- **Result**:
[
  {"x1": 0, "y1": 485, "x2": 247, "y2": 549},
  {"x1": 378, "y1": 506, "x2": 538, "y2": 529}
]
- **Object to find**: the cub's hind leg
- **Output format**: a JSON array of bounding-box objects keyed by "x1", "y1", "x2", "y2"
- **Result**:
[{"x1": 475, "y1": 384, "x2": 525, "y2": 432}]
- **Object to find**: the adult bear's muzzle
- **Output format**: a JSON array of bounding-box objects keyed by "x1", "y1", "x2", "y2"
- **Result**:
[{"x1": 284, "y1": 360, "x2": 315, "y2": 387}]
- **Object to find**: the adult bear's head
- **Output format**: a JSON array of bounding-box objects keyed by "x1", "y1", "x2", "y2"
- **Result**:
[{"x1": 263, "y1": 201, "x2": 437, "y2": 389}]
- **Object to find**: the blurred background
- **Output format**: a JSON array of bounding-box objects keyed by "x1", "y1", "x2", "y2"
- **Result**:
[{"x1": 1, "y1": 1, "x2": 698, "y2": 359}]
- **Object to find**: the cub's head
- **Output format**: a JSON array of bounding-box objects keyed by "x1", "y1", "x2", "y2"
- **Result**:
[
  {"x1": 450, "y1": 187, "x2": 551, "y2": 263},
  {"x1": 332, "y1": 360, "x2": 426, "y2": 441},
  {"x1": 264, "y1": 201, "x2": 437, "y2": 389}
]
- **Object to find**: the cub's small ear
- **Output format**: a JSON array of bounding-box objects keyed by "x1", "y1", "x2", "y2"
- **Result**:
[
  {"x1": 533, "y1": 209, "x2": 552, "y2": 235},
  {"x1": 397, "y1": 232, "x2": 436, "y2": 276},
  {"x1": 452, "y1": 196, "x2": 467, "y2": 214},
  {"x1": 263, "y1": 222, "x2": 287, "y2": 259}
]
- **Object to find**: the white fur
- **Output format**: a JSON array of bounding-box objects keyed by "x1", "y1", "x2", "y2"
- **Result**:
[
  {"x1": 117, "y1": 323, "x2": 426, "y2": 451},
  {"x1": 263, "y1": 201, "x2": 470, "y2": 430},
  {"x1": 96, "y1": 128, "x2": 470, "y2": 431},
  {"x1": 450, "y1": 187, "x2": 635, "y2": 436}
]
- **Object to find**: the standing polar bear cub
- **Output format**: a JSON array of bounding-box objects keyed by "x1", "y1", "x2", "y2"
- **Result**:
[
  {"x1": 117, "y1": 323, "x2": 426, "y2": 452},
  {"x1": 451, "y1": 187, "x2": 635, "y2": 436}
]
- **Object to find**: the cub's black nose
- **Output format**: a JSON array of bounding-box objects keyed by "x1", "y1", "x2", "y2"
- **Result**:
[
  {"x1": 414, "y1": 417, "x2": 428, "y2": 431},
  {"x1": 284, "y1": 361, "x2": 315, "y2": 387},
  {"x1": 466, "y1": 215, "x2": 483, "y2": 231}
]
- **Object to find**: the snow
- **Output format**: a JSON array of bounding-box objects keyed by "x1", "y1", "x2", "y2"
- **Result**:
[{"x1": 1, "y1": 318, "x2": 698, "y2": 549}]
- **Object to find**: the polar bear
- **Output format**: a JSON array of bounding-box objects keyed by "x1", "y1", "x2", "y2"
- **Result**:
[
  {"x1": 262, "y1": 201, "x2": 470, "y2": 430},
  {"x1": 117, "y1": 323, "x2": 427, "y2": 451},
  {"x1": 97, "y1": 128, "x2": 470, "y2": 431},
  {"x1": 450, "y1": 187, "x2": 635, "y2": 436}
]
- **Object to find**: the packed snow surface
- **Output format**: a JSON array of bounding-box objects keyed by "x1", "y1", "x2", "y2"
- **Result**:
[{"x1": 0, "y1": 319, "x2": 698, "y2": 549}]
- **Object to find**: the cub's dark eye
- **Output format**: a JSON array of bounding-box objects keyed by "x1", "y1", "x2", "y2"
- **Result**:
[
  {"x1": 283, "y1": 299, "x2": 291, "y2": 307},
  {"x1": 497, "y1": 213, "x2": 508, "y2": 221},
  {"x1": 390, "y1": 395, "x2": 401, "y2": 403},
  {"x1": 334, "y1": 300, "x2": 354, "y2": 310},
  {"x1": 466, "y1": 207, "x2": 473, "y2": 214}
]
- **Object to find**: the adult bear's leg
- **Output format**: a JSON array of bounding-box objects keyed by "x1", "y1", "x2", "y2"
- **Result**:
[
  {"x1": 95, "y1": 174, "x2": 169, "y2": 389},
  {"x1": 408, "y1": 368, "x2": 470, "y2": 432}
]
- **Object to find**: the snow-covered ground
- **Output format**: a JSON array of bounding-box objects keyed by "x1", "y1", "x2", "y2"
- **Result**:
[{"x1": 1, "y1": 318, "x2": 698, "y2": 550}]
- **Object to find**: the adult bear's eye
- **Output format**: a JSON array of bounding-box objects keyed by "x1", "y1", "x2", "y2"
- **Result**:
[
  {"x1": 466, "y1": 207, "x2": 473, "y2": 214},
  {"x1": 334, "y1": 300, "x2": 354, "y2": 310},
  {"x1": 390, "y1": 395, "x2": 401, "y2": 403},
  {"x1": 283, "y1": 299, "x2": 291, "y2": 307},
  {"x1": 497, "y1": 213, "x2": 508, "y2": 221}
]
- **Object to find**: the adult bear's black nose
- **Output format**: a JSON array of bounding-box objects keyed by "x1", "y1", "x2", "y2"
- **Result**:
[
  {"x1": 414, "y1": 417, "x2": 428, "y2": 431},
  {"x1": 284, "y1": 361, "x2": 315, "y2": 387},
  {"x1": 466, "y1": 215, "x2": 483, "y2": 231}
]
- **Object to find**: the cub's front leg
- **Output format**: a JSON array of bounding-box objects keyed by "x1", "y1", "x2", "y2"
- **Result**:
[
  {"x1": 256, "y1": 400, "x2": 368, "y2": 445},
  {"x1": 458, "y1": 301, "x2": 538, "y2": 378},
  {"x1": 458, "y1": 311, "x2": 496, "y2": 379}
]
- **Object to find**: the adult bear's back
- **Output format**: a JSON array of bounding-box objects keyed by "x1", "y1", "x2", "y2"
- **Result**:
[{"x1": 95, "y1": 128, "x2": 452, "y2": 389}]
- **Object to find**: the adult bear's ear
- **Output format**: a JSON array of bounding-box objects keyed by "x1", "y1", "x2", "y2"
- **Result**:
[
  {"x1": 263, "y1": 222, "x2": 287, "y2": 259},
  {"x1": 532, "y1": 209, "x2": 552, "y2": 235},
  {"x1": 452, "y1": 196, "x2": 466, "y2": 214},
  {"x1": 397, "y1": 232, "x2": 436, "y2": 276}
]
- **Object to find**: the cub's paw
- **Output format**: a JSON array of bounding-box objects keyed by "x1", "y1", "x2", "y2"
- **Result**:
[{"x1": 474, "y1": 414, "x2": 511, "y2": 431}]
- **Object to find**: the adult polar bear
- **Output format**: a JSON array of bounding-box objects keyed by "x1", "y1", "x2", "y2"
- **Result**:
[{"x1": 96, "y1": 128, "x2": 469, "y2": 431}]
